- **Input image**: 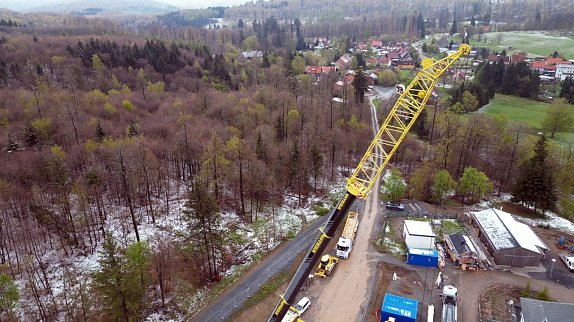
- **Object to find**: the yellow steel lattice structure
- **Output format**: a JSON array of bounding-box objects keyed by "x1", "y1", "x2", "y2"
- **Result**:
[{"x1": 347, "y1": 44, "x2": 471, "y2": 199}]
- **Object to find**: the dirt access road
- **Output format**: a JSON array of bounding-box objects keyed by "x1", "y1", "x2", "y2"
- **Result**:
[{"x1": 303, "y1": 88, "x2": 395, "y2": 321}]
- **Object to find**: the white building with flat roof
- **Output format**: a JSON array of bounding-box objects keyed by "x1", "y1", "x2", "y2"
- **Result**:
[
  {"x1": 403, "y1": 220, "x2": 436, "y2": 249},
  {"x1": 556, "y1": 63, "x2": 574, "y2": 81}
]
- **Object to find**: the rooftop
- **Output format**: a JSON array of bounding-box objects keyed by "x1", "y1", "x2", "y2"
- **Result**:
[
  {"x1": 408, "y1": 248, "x2": 438, "y2": 256},
  {"x1": 447, "y1": 233, "x2": 478, "y2": 256},
  {"x1": 520, "y1": 298, "x2": 574, "y2": 322},
  {"x1": 472, "y1": 209, "x2": 548, "y2": 253},
  {"x1": 404, "y1": 220, "x2": 436, "y2": 237}
]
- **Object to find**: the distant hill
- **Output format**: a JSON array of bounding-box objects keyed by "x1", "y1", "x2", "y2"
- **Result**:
[
  {"x1": 156, "y1": 7, "x2": 226, "y2": 28},
  {"x1": 29, "y1": 0, "x2": 179, "y2": 16}
]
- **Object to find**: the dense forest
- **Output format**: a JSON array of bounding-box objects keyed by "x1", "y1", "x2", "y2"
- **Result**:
[{"x1": 0, "y1": 24, "x2": 372, "y2": 320}]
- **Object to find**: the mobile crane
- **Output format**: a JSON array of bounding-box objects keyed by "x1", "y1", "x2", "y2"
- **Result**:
[{"x1": 268, "y1": 44, "x2": 471, "y2": 322}]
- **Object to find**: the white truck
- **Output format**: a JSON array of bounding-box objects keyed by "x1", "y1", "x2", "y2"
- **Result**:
[
  {"x1": 441, "y1": 285, "x2": 458, "y2": 322},
  {"x1": 336, "y1": 211, "x2": 359, "y2": 259}
]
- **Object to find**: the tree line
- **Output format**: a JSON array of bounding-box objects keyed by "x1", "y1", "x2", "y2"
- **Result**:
[{"x1": 447, "y1": 59, "x2": 541, "y2": 113}]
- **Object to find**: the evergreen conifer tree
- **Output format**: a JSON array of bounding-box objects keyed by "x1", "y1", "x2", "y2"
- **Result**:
[
  {"x1": 351, "y1": 67, "x2": 369, "y2": 104},
  {"x1": 512, "y1": 135, "x2": 557, "y2": 214}
]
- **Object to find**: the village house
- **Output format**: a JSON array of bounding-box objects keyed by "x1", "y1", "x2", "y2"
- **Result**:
[
  {"x1": 335, "y1": 54, "x2": 353, "y2": 70},
  {"x1": 304, "y1": 66, "x2": 338, "y2": 81},
  {"x1": 520, "y1": 298, "x2": 574, "y2": 322},
  {"x1": 531, "y1": 56, "x2": 572, "y2": 76},
  {"x1": 366, "y1": 56, "x2": 391, "y2": 68},
  {"x1": 444, "y1": 233, "x2": 482, "y2": 270},
  {"x1": 555, "y1": 63, "x2": 574, "y2": 81},
  {"x1": 371, "y1": 39, "x2": 383, "y2": 48},
  {"x1": 511, "y1": 53, "x2": 526, "y2": 64},
  {"x1": 487, "y1": 54, "x2": 510, "y2": 64}
]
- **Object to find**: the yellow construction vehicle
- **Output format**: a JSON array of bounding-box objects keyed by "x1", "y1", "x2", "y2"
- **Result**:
[
  {"x1": 269, "y1": 44, "x2": 471, "y2": 322},
  {"x1": 315, "y1": 254, "x2": 339, "y2": 278}
]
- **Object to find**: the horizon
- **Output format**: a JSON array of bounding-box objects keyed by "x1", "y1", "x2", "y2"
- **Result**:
[{"x1": 0, "y1": 0, "x2": 254, "y2": 12}]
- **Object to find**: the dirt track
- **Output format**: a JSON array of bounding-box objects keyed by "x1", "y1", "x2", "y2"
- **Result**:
[{"x1": 306, "y1": 189, "x2": 380, "y2": 321}]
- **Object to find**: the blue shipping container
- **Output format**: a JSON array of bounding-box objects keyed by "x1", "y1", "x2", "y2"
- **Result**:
[
  {"x1": 407, "y1": 248, "x2": 438, "y2": 267},
  {"x1": 380, "y1": 293, "x2": 418, "y2": 322}
]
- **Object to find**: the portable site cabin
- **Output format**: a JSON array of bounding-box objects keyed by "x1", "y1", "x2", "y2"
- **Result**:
[
  {"x1": 380, "y1": 293, "x2": 418, "y2": 322},
  {"x1": 407, "y1": 248, "x2": 439, "y2": 267},
  {"x1": 403, "y1": 220, "x2": 436, "y2": 249}
]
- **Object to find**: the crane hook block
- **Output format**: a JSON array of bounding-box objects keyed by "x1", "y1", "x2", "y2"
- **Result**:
[{"x1": 395, "y1": 84, "x2": 405, "y2": 95}]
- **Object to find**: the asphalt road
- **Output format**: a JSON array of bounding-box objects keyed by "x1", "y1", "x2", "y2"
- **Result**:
[
  {"x1": 529, "y1": 249, "x2": 574, "y2": 288},
  {"x1": 192, "y1": 214, "x2": 330, "y2": 321}
]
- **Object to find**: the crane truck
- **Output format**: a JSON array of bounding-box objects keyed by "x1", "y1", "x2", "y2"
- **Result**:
[
  {"x1": 441, "y1": 285, "x2": 458, "y2": 322},
  {"x1": 268, "y1": 44, "x2": 471, "y2": 322},
  {"x1": 336, "y1": 211, "x2": 359, "y2": 259}
]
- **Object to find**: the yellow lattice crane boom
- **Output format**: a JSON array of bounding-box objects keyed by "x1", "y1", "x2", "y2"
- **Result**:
[
  {"x1": 268, "y1": 44, "x2": 471, "y2": 322},
  {"x1": 347, "y1": 44, "x2": 471, "y2": 198}
]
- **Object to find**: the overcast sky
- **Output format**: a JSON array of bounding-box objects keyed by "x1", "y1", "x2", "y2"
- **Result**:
[{"x1": 1, "y1": 0, "x2": 254, "y2": 11}]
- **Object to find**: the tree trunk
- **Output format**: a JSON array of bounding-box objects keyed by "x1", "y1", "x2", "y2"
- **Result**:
[
  {"x1": 238, "y1": 152, "x2": 246, "y2": 221},
  {"x1": 120, "y1": 152, "x2": 140, "y2": 242}
]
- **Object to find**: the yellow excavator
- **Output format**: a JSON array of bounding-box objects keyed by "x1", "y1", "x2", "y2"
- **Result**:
[{"x1": 268, "y1": 44, "x2": 471, "y2": 322}]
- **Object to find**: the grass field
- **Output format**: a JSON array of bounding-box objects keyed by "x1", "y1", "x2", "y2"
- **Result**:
[
  {"x1": 480, "y1": 94, "x2": 574, "y2": 143},
  {"x1": 472, "y1": 31, "x2": 574, "y2": 59},
  {"x1": 480, "y1": 94, "x2": 551, "y2": 128}
]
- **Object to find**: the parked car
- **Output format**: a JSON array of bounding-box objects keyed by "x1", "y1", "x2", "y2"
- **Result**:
[
  {"x1": 281, "y1": 297, "x2": 311, "y2": 322},
  {"x1": 386, "y1": 202, "x2": 405, "y2": 211},
  {"x1": 294, "y1": 297, "x2": 311, "y2": 315}
]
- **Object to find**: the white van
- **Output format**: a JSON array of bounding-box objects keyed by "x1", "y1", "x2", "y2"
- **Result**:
[{"x1": 561, "y1": 255, "x2": 574, "y2": 272}]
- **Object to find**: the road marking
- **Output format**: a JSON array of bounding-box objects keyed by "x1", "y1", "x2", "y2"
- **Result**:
[
  {"x1": 409, "y1": 203, "x2": 416, "y2": 211},
  {"x1": 415, "y1": 203, "x2": 422, "y2": 210}
]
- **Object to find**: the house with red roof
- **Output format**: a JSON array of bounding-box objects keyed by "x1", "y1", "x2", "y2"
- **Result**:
[
  {"x1": 531, "y1": 57, "x2": 570, "y2": 74},
  {"x1": 510, "y1": 53, "x2": 526, "y2": 64},
  {"x1": 371, "y1": 40, "x2": 383, "y2": 48},
  {"x1": 304, "y1": 66, "x2": 338, "y2": 80}
]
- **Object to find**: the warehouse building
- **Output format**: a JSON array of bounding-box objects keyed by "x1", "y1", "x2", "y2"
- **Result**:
[
  {"x1": 403, "y1": 220, "x2": 436, "y2": 249},
  {"x1": 470, "y1": 209, "x2": 548, "y2": 267}
]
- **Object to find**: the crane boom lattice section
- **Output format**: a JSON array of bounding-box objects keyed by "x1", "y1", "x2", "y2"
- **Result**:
[{"x1": 346, "y1": 44, "x2": 470, "y2": 199}]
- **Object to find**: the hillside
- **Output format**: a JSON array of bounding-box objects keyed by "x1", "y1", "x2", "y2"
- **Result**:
[{"x1": 29, "y1": 0, "x2": 179, "y2": 16}]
